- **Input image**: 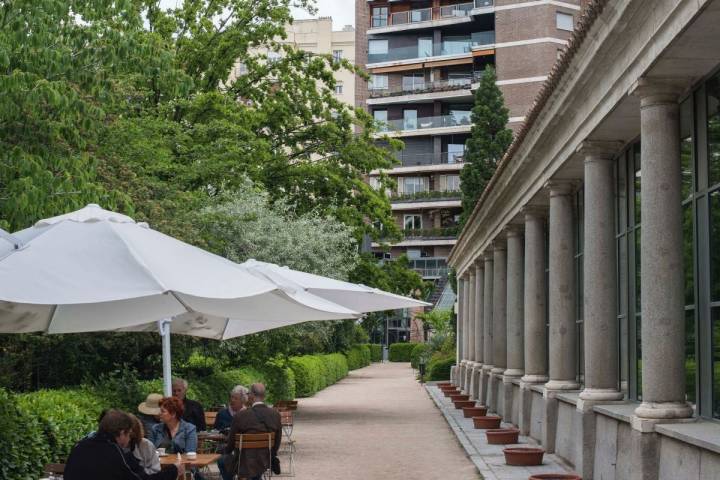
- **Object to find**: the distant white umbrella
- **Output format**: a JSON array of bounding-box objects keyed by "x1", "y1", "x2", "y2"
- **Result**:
[
  {"x1": 241, "y1": 259, "x2": 431, "y2": 312},
  {"x1": 0, "y1": 205, "x2": 358, "y2": 394}
]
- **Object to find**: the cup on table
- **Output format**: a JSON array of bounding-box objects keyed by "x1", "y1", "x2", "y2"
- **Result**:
[
  {"x1": 186, "y1": 452, "x2": 197, "y2": 459},
  {"x1": 157, "y1": 447, "x2": 166, "y2": 456}
]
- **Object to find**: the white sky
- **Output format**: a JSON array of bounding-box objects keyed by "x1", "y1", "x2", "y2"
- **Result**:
[{"x1": 157, "y1": 1, "x2": 355, "y2": 30}]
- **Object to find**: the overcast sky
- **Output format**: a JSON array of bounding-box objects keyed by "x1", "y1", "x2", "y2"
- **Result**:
[{"x1": 291, "y1": 0, "x2": 355, "y2": 29}]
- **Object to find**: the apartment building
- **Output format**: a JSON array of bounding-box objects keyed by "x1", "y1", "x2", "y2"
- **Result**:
[{"x1": 354, "y1": 0, "x2": 582, "y2": 290}]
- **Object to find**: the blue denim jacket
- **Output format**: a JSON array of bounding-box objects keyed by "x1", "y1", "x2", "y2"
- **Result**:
[{"x1": 150, "y1": 419, "x2": 198, "y2": 453}]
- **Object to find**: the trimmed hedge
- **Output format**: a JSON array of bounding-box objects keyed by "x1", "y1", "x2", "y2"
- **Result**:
[
  {"x1": 289, "y1": 353, "x2": 349, "y2": 397},
  {"x1": 425, "y1": 353, "x2": 455, "y2": 381},
  {"x1": 366, "y1": 344, "x2": 382, "y2": 362},
  {"x1": 389, "y1": 342, "x2": 415, "y2": 362},
  {"x1": 410, "y1": 343, "x2": 431, "y2": 369},
  {"x1": 0, "y1": 389, "x2": 47, "y2": 480},
  {"x1": 346, "y1": 345, "x2": 371, "y2": 370}
]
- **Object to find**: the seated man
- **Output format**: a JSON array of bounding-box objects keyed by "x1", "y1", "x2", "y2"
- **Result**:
[
  {"x1": 64, "y1": 409, "x2": 183, "y2": 480},
  {"x1": 219, "y1": 383, "x2": 281, "y2": 480},
  {"x1": 214, "y1": 385, "x2": 249, "y2": 432},
  {"x1": 172, "y1": 377, "x2": 206, "y2": 431}
]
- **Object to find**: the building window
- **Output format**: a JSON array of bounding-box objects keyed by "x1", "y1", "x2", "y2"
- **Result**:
[
  {"x1": 404, "y1": 215, "x2": 422, "y2": 231},
  {"x1": 447, "y1": 144, "x2": 465, "y2": 164},
  {"x1": 439, "y1": 174, "x2": 460, "y2": 192},
  {"x1": 373, "y1": 110, "x2": 388, "y2": 130},
  {"x1": 369, "y1": 39, "x2": 389, "y2": 55},
  {"x1": 369, "y1": 74, "x2": 388, "y2": 90},
  {"x1": 372, "y1": 7, "x2": 388, "y2": 28},
  {"x1": 402, "y1": 73, "x2": 425, "y2": 92},
  {"x1": 334, "y1": 84, "x2": 343, "y2": 95},
  {"x1": 418, "y1": 37, "x2": 433, "y2": 58},
  {"x1": 575, "y1": 189, "x2": 584, "y2": 386},
  {"x1": 332, "y1": 50, "x2": 343, "y2": 62},
  {"x1": 556, "y1": 12, "x2": 574, "y2": 31},
  {"x1": 400, "y1": 177, "x2": 428, "y2": 195},
  {"x1": 403, "y1": 109, "x2": 418, "y2": 130}
]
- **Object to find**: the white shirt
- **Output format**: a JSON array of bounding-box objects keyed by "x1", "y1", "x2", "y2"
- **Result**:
[
  {"x1": 252, "y1": 401, "x2": 266, "y2": 407},
  {"x1": 133, "y1": 438, "x2": 161, "y2": 474}
]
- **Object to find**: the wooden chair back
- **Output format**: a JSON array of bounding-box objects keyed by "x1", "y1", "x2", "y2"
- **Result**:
[
  {"x1": 204, "y1": 411, "x2": 218, "y2": 427},
  {"x1": 235, "y1": 432, "x2": 275, "y2": 450},
  {"x1": 43, "y1": 463, "x2": 65, "y2": 475},
  {"x1": 280, "y1": 410, "x2": 293, "y2": 426}
]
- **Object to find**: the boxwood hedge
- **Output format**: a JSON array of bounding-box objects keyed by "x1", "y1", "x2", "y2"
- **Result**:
[{"x1": 389, "y1": 342, "x2": 415, "y2": 362}]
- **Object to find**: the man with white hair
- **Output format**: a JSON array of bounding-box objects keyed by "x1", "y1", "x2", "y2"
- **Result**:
[
  {"x1": 171, "y1": 377, "x2": 206, "y2": 431},
  {"x1": 214, "y1": 385, "x2": 249, "y2": 431}
]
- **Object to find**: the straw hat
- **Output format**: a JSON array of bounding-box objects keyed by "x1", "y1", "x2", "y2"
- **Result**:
[{"x1": 138, "y1": 393, "x2": 163, "y2": 415}]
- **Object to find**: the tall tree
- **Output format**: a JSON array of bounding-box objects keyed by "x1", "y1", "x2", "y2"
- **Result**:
[{"x1": 459, "y1": 66, "x2": 513, "y2": 225}]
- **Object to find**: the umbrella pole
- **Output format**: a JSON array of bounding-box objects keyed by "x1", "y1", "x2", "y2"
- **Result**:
[{"x1": 158, "y1": 319, "x2": 172, "y2": 397}]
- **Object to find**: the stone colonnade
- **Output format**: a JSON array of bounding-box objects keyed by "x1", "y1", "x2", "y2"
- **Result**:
[{"x1": 451, "y1": 78, "x2": 693, "y2": 476}]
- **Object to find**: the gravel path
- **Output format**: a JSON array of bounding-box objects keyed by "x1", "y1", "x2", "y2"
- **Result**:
[{"x1": 287, "y1": 362, "x2": 480, "y2": 480}]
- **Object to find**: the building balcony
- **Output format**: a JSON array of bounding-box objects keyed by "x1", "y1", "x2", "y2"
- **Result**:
[
  {"x1": 370, "y1": 153, "x2": 466, "y2": 175},
  {"x1": 402, "y1": 226, "x2": 460, "y2": 239},
  {"x1": 368, "y1": 72, "x2": 482, "y2": 104},
  {"x1": 391, "y1": 190, "x2": 462, "y2": 203},
  {"x1": 369, "y1": 2, "x2": 478, "y2": 33},
  {"x1": 374, "y1": 112, "x2": 472, "y2": 137},
  {"x1": 409, "y1": 257, "x2": 449, "y2": 280},
  {"x1": 367, "y1": 31, "x2": 495, "y2": 66}
]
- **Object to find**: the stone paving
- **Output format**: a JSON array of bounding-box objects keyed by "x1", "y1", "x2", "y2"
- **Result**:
[{"x1": 426, "y1": 383, "x2": 577, "y2": 480}]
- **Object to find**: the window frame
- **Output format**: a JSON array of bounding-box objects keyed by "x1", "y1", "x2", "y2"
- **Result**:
[{"x1": 556, "y1": 11, "x2": 574, "y2": 31}]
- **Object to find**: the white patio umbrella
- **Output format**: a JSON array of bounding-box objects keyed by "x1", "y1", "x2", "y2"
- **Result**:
[
  {"x1": 0, "y1": 205, "x2": 359, "y2": 394},
  {"x1": 240, "y1": 259, "x2": 431, "y2": 312}
]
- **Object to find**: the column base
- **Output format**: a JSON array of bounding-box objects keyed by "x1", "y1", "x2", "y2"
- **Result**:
[
  {"x1": 450, "y1": 365, "x2": 458, "y2": 385},
  {"x1": 463, "y1": 363, "x2": 474, "y2": 394},
  {"x1": 521, "y1": 374, "x2": 549, "y2": 384},
  {"x1": 579, "y1": 387, "x2": 624, "y2": 403},
  {"x1": 491, "y1": 367, "x2": 505, "y2": 375},
  {"x1": 634, "y1": 401, "x2": 694, "y2": 420},
  {"x1": 503, "y1": 368, "x2": 524, "y2": 377},
  {"x1": 544, "y1": 379, "x2": 580, "y2": 391},
  {"x1": 469, "y1": 363, "x2": 483, "y2": 400}
]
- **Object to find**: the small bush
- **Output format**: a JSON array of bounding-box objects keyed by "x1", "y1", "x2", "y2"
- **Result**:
[
  {"x1": 366, "y1": 344, "x2": 382, "y2": 362},
  {"x1": 323, "y1": 354, "x2": 349, "y2": 384},
  {"x1": 263, "y1": 360, "x2": 296, "y2": 402},
  {"x1": 389, "y1": 343, "x2": 415, "y2": 362},
  {"x1": 289, "y1": 354, "x2": 349, "y2": 397},
  {"x1": 410, "y1": 343, "x2": 431, "y2": 369},
  {"x1": 16, "y1": 388, "x2": 104, "y2": 464},
  {"x1": 346, "y1": 345, "x2": 371, "y2": 370},
  {"x1": 0, "y1": 389, "x2": 47, "y2": 480},
  {"x1": 425, "y1": 353, "x2": 455, "y2": 381}
]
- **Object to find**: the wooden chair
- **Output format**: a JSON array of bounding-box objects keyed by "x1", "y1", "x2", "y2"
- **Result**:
[
  {"x1": 205, "y1": 410, "x2": 218, "y2": 429},
  {"x1": 43, "y1": 463, "x2": 65, "y2": 479},
  {"x1": 278, "y1": 411, "x2": 296, "y2": 477},
  {"x1": 234, "y1": 433, "x2": 275, "y2": 479},
  {"x1": 273, "y1": 400, "x2": 298, "y2": 412}
]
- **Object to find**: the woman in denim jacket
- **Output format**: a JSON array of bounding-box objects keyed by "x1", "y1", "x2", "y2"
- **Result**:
[{"x1": 150, "y1": 396, "x2": 198, "y2": 454}]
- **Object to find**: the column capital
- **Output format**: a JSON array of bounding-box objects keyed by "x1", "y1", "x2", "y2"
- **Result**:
[
  {"x1": 492, "y1": 237, "x2": 507, "y2": 251},
  {"x1": 544, "y1": 179, "x2": 581, "y2": 197},
  {"x1": 503, "y1": 223, "x2": 524, "y2": 238},
  {"x1": 473, "y1": 257, "x2": 484, "y2": 269},
  {"x1": 576, "y1": 140, "x2": 624, "y2": 161},
  {"x1": 483, "y1": 251, "x2": 494, "y2": 262},
  {"x1": 630, "y1": 77, "x2": 687, "y2": 108},
  {"x1": 521, "y1": 204, "x2": 549, "y2": 219}
]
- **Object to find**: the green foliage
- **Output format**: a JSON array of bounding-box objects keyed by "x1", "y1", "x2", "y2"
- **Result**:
[
  {"x1": 288, "y1": 354, "x2": 349, "y2": 397},
  {"x1": 389, "y1": 343, "x2": 415, "y2": 362},
  {"x1": 350, "y1": 254, "x2": 428, "y2": 298},
  {"x1": 410, "y1": 343, "x2": 432, "y2": 369},
  {"x1": 15, "y1": 389, "x2": 104, "y2": 464},
  {"x1": 417, "y1": 309, "x2": 453, "y2": 336},
  {"x1": 263, "y1": 359, "x2": 296, "y2": 402},
  {"x1": 0, "y1": 389, "x2": 46, "y2": 480},
  {"x1": 346, "y1": 345, "x2": 371, "y2": 370},
  {"x1": 366, "y1": 344, "x2": 383, "y2": 362},
  {"x1": 425, "y1": 354, "x2": 455, "y2": 381},
  {"x1": 460, "y1": 65, "x2": 514, "y2": 225}
]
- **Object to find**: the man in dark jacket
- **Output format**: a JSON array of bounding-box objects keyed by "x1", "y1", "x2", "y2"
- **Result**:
[
  {"x1": 220, "y1": 383, "x2": 281, "y2": 480},
  {"x1": 173, "y1": 377, "x2": 206, "y2": 431},
  {"x1": 65, "y1": 409, "x2": 183, "y2": 480}
]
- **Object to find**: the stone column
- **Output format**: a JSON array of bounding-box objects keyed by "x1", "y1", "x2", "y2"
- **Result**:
[
  {"x1": 504, "y1": 225, "x2": 525, "y2": 422},
  {"x1": 545, "y1": 180, "x2": 580, "y2": 392},
  {"x1": 519, "y1": 206, "x2": 548, "y2": 436},
  {"x1": 470, "y1": 260, "x2": 485, "y2": 400},
  {"x1": 455, "y1": 276, "x2": 465, "y2": 387},
  {"x1": 464, "y1": 269, "x2": 476, "y2": 393},
  {"x1": 488, "y1": 240, "x2": 507, "y2": 414},
  {"x1": 480, "y1": 253, "x2": 494, "y2": 405},
  {"x1": 579, "y1": 140, "x2": 625, "y2": 404},
  {"x1": 543, "y1": 180, "x2": 579, "y2": 454},
  {"x1": 633, "y1": 79, "x2": 693, "y2": 422}
]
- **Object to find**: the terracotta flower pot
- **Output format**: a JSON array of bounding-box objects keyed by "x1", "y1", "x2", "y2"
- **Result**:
[
  {"x1": 449, "y1": 394, "x2": 470, "y2": 401},
  {"x1": 472, "y1": 415, "x2": 502, "y2": 429},
  {"x1": 443, "y1": 391, "x2": 459, "y2": 398},
  {"x1": 436, "y1": 382, "x2": 452, "y2": 387},
  {"x1": 453, "y1": 400, "x2": 477, "y2": 409},
  {"x1": 440, "y1": 388, "x2": 459, "y2": 393},
  {"x1": 462, "y1": 406, "x2": 488, "y2": 418},
  {"x1": 528, "y1": 475, "x2": 581, "y2": 480},
  {"x1": 503, "y1": 447, "x2": 545, "y2": 466},
  {"x1": 486, "y1": 428, "x2": 520, "y2": 445},
  {"x1": 439, "y1": 386, "x2": 457, "y2": 391}
]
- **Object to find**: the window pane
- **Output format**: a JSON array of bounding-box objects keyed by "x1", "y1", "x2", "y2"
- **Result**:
[
  {"x1": 636, "y1": 313, "x2": 642, "y2": 399},
  {"x1": 618, "y1": 237, "x2": 628, "y2": 316},
  {"x1": 681, "y1": 97, "x2": 694, "y2": 200},
  {"x1": 418, "y1": 38, "x2": 433, "y2": 57},
  {"x1": 713, "y1": 307, "x2": 720, "y2": 418},
  {"x1": 710, "y1": 190, "x2": 720, "y2": 301},
  {"x1": 620, "y1": 313, "x2": 628, "y2": 395},
  {"x1": 686, "y1": 308, "x2": 696, "y2": 404},
  {"x1": 707, "y1": 73, "x2": 720, "y2": 187},
  {"x1": 403, "y1": 110, "x2": 417, "y2": 130},
  {"x1": 634, "y1": 146, "x2": 641, "y2": 226},
  {"x1": 369, "y1": 40, "x2": 388, "y2": 55},
  {"x1": 556, "y1": 12, "x2": 574, "y2": 31},
  {"x1": 635, "y1": 228, "x2": 641, "y2": 312},
  {"x1": 617, "y1": 154, "x2": 627, "y2": 233},
  {"x1": 684, "y1": 203, "x2": 694, "y2": 306}
]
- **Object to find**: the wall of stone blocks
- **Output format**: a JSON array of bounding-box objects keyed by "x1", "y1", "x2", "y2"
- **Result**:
[
  {"x1": 555, "y1": 399, "x2": 580, "y2": 470},
  {"x1": 529, "y1": 389, "x2": 544, "y2": 442}
]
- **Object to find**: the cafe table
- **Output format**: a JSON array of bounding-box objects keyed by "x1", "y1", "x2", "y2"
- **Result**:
[{"x1": 159, "y1": 453, "x2": 221, "y2": 469}]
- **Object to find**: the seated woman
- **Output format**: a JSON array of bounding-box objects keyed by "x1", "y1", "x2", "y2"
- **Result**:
[
  {"x1": 150, "y1": 396, "x2": 198, "y2": 454},
  {"x1": 214, "y1": 385, "x2": 249, "y2": 432},
  {"x1": 128, "y1": 413, "x2": 161, "y2": 475}
]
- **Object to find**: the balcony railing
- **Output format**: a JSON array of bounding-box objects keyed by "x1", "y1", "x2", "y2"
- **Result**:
[
  {"x1": 377, "y1": 112, "x2": 471, "y2": 132},
  {"x1": 386, "y1": 2, "x2": 474, "y2": 27},
  {"x1": 475, "y1": 0, "x2": 494, "y2": 7},
  {"x1": 409, "y1": 257, "x2": 449, "y2": 279},
  {"x1": 394, "y1": 151, "x2": 466, "y2": 166},
  {"x1": 370, "y1": 72, "x2": 483, "y2": 98},
  {"x1": 403, "y1": 227, "x2": 460, "y2": 238},
  {"x1": 391, "y1": 190, "x2": 462, "y2": 202},
  {"x1": 368, "y1": 32, "x2": 495, "y2": 64}
]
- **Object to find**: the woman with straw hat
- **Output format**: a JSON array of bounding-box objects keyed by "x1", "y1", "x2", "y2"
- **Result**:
[{"x1": 138, "y1": 393, "x2": 162, "y2": 439}]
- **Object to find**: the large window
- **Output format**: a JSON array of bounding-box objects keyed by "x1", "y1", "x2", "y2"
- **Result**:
[
  {"x1": 372, "y1": 7, "x2": 388, "y2": 28},
  {"x1": 447, "y1": 144, "x2": 465, "y2": 164},
  {"x1": 402, "y1": 73, "x2": 425, "y2": 92},
  {"x1": 400, "y1": 177, "x2": 427, "y2": 195},
  {"x1": 418, "y1": 38, "x2": 433, "y2": 58},
  {"x1": 404, "y1": 214, "x2": 422, "y2": 230},
  {"x1": 369, "y1": 74, "x2": 388, "y2": 91},
  {"x1": 369, "y1": 39, "x2": 388, "y2": 55},
  {"x1": 403, "y1": 109, "x2": 418, "y2": 130},
  {"x1": 556, "y1": 12, "x2": 574, "y2": 31}
]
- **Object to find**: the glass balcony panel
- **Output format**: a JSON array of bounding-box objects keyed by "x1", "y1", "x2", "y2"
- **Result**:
[
  {"x1": 382, "y1": 113, "x2": 472, "y2": 132},
  {"x1": 472, "y1": 31, "x2": 496, "y2": 46},
  {"x1": 475, "y1": 0, "x2": 494, "y2": 7}
]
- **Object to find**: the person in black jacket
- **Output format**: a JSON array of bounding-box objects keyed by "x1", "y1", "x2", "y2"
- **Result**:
[
  {"x1": 173, "y1": 377, "x2": 206, "y2": 431},
  {"x1": 64, "y1": 409, "x2": 184, "y2": 480}
]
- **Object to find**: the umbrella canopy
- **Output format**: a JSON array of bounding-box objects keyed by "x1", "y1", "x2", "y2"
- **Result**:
[
  {"x1": 241, "y1": 259, "x2": 431, "y2": 312},
  {"x1": 0, "y1": 205, "x2": 359, "y2": 394}
]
